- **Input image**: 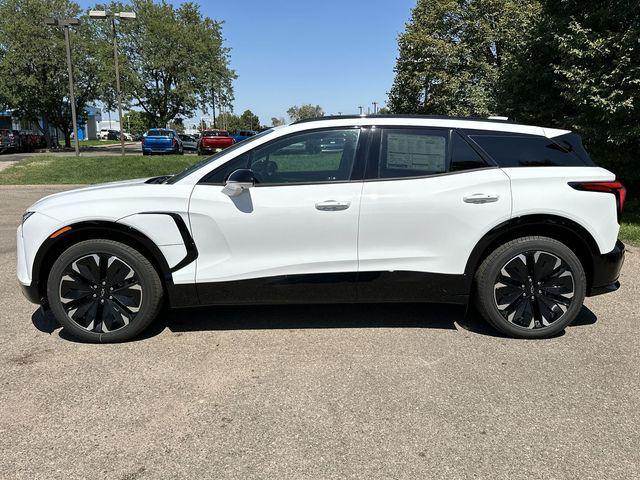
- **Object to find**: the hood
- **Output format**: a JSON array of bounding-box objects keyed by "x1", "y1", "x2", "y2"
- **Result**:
[{"x1": 29, "y1": 177, "x2": 153, "y2": 212}]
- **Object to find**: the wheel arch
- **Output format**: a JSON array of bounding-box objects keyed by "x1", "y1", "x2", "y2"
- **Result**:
[
  {"x1": 464, "y1": 214, "x2": 601, "y2": 291},
  {"x1": 32, "y1": 220, "x2": 173, "y2": 305}
]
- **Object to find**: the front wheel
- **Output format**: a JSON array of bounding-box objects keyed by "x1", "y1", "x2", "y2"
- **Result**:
[
  {"x1": 474, "y1": 236, "x2": 586, "y2": 338},
  {"x1": 47, "y1": 239, "x2": 163, "y2": 343}
]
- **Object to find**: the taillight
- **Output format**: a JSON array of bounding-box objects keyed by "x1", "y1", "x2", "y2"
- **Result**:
[
  {"x1": 569, "y1": 181, "x2": 627, "y2": 221},
  {"x1": 173, "y1": 138, "x2": 178, "y2": 147}
]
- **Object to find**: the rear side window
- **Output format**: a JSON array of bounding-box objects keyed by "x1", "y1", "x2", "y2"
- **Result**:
[
  {"x1": 552, "y1": 133, "x2": 595, "y2": 166},
  {"x1": 470, "y1": 135, "x2": 586, "y2": 167},
  {"x1": 379, "y1": 129, "x2": 447, "y2": 179}
]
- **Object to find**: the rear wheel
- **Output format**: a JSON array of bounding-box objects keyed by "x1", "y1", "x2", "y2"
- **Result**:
[
  {"x1": 47, "y1": 239, "x2": 163, "y2": 343},
  {"x1": 474, "y1": 236, "x2": 586, "y2": 338}
]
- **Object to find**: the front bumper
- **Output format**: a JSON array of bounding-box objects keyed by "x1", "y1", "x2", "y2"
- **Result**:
[{"x1": 588, "y1": 240, "x2": 625, "y2": 296}]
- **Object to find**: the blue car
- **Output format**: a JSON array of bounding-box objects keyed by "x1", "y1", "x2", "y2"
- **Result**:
[
  {"x1": 231, "y1": 130, "x2": 257, "y2": 143},
  {"x1": 142, "y1": 129, "x2": 183, "y2": 155}
]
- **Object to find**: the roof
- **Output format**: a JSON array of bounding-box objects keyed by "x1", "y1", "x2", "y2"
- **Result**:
[{"x1": 288, "y1": 114, "x2": 570, "y2": 138}]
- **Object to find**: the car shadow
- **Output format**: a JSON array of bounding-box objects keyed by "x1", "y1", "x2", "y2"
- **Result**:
[{"x1": 31, "y1": 302, "x2": 599, "y2": 343}]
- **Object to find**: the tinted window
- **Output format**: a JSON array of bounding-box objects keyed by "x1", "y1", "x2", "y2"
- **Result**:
[
  {"x1": 147, "y1": 129, "x2": 172, "y2": 136},
  {"x1": 451, "y1": 132, "x2": 488, "y2": 171},
  {"x1": 200, "y1": 153, "x2": 250, "y2": 184},
  {"x1": 250, "y1": 129, "x2": 360, "y2": 185},
  {"x1": 379, "y1": 129, "x2": 447, "y2": 179},
  {"x1": 552, "y1": 133, "x2": 595, "y2": 166},
  {"x1": 470, "y1": 135, "x2": 585, "y2": 167}
]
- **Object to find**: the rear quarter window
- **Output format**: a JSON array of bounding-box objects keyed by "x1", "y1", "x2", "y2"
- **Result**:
[{"x1": 470, "y1": 135, "x2": 587, "y2": 167}]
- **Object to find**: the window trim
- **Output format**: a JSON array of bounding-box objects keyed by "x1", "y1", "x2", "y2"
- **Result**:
[{"x1": 198, "y1": 126, "x2": 370, "y2": 187}]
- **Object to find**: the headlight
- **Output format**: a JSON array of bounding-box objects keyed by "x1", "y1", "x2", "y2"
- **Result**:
[{"x1": 22, "y1": 211, "x2": 35, "y2": 225}]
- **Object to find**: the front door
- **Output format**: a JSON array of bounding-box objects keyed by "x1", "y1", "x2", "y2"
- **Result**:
[{"x1": 189, "y1": 127, "x2": 365, "y2": 304}]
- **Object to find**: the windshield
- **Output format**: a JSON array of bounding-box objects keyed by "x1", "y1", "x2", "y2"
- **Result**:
[
  {"x1": 165, "y1": 128, "x2": 274, "y2": 184},
  {"x1": 203, "y1": 130, "x2": 229, "y2": 137}
]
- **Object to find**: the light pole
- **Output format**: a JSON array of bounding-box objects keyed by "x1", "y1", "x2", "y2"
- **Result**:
[
  {"x1": 45, "y1": 17, "x2": 80, "y2": 156},
  {"x1": 372, "y1": 101, "x2": 379, "y2": 114},
  {"x1": 89, "y1": 10, "x2": 136, "y2": 156}
]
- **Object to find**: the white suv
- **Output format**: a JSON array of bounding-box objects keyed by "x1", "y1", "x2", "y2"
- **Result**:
[{"x1": 17, "y1": 116, "x2": 626, "y2": 342}]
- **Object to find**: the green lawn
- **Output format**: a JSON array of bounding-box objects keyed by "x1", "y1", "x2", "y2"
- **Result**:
[
  {"x1": 620, "y1": 198, "x2": 640, "y2": 246},
  {"x1": 78, "y1": 139, "x2": 124, "y2": 147},
  {"x1": 0, "y1": 154, "x2": 200, "y2": 185}
]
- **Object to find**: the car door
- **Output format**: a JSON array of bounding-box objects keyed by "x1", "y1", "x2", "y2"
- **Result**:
[
  {"x1": 189, "y1": 127, "x2": 367, "y2": 304},
  {"x1": 357, "y1": 127, "x2": 512, "y2": 302}
]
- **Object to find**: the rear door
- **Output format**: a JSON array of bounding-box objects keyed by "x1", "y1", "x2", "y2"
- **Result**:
[
  {"x1": 189, "y1": 127, "x2": 368, "y2": 304},
  {"x1": 357, "y1": 127, "x2": 512, "y2": 302}
]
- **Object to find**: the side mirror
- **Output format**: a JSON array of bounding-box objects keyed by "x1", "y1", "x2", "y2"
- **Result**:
[{"x1": 222, "y1": 168, "x2": 255, "y2": 197}]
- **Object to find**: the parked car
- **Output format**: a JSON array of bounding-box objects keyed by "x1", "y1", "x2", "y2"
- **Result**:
[
  {"x1": 0, "y1": 129, "x2": 46, "y2": 152},
  {"x1": 231, "y1": 130, "x2": 257, "y2": 143},
  {"x1": 17, "y1": 115, "x2": 626, "y2": 342},
  {"x1": 198, "y1": 129, "x2": 234, "y2": 155},
  {"x1": 141, "y1": 128, "x2": 183, "y2": 155},
  {"x1": 178, "y1": 134, "x2": 198, "y2": 151},
  {"x1": 0, "y1": 129, "x2": 22, "y2": 153}
]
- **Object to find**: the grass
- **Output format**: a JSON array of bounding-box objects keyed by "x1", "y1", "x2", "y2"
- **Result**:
[
  {"x1": 620, "y1": 198, "x2": 640, "y2": 246},
  {"x1": 0, "y1": 154, "x2": 199, "y2": 185},
  {"x1": 78, "y1": 139, "x2": 125, "y2": 147}
]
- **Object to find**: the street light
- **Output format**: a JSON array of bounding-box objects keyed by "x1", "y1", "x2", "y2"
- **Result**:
[
  {"x1": 89, "y1": 10, "x2": 137, "y2": 156},
  {"x1": 45, "y1": 17, "x2": 81, "y2": 156}
]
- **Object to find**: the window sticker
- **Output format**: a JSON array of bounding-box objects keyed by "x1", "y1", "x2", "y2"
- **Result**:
[{"x1": 386, "y1": 134, "x2": 445, "y2": 171}]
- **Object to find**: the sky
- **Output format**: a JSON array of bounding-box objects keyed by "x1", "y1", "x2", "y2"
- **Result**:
[{"x1": 77, "y1": 0, "x2": 417, "y2": 126}]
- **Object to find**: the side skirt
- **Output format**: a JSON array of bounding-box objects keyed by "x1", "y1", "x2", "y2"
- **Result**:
[{"x1": 168, "y1": 271, "x2": 470, "y2": 307}]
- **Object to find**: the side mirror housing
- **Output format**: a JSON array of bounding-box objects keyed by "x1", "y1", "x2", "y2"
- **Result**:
[{"x1": 222, "y1": 168, "x2": 255, "y2": 197}]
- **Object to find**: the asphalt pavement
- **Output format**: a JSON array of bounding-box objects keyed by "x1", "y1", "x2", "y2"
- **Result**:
[{"x1": 0, "y1": 185, "x2": 638, "y2": 479}]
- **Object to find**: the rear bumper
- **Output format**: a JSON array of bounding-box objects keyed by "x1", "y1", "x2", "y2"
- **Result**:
[{"x1": 588, "y1": 240, "x2": 625, "y2": 296}]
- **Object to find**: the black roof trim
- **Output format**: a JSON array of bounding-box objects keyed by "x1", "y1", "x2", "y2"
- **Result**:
[{"x1": 291, "y1": 114, "x2": 519, "y2": 125}]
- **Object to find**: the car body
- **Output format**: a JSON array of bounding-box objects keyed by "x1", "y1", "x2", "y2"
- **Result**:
[
  {"x1": 231, "y1": 130, "x2": 257, "y2": 143},
  {"x1": 178, "y1": 134, "x2": 198, "y2": 151},
  {"x1": 198, "y1": 130, "x2": 234, "y2": 154},
  {"x1": 17, "y1": 115, "x2": 626, "y2": 342},
  {"x1": 141, "y1": 128, "x2": 183, "y2": 155}
]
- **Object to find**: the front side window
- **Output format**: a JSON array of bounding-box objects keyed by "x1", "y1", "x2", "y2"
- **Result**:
[
  {"x1": 250, "y1": 128, "x2": 360, "y2": 185},
  {"x1": 470, "y1": 135, "x2": 586, "y2": 167},
  {"x1": 378, "y1": 129, "x2": 447, "y2": 179}
]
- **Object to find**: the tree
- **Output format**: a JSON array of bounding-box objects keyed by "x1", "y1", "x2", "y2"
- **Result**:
[
  {"x1": 500, "y1": 0, "x2": 640, "y2": 187},
  {"x1": 271, "y1": 116, "x2": 286, "y2": 126},
  {"x1": 239, "y1": 109, "x2": 259, "y2": 131},
  {"x1": 92, "y1": 0, "x2": 235, "y2": 128},
  {"x1": 388, "y1": 0, "x2": 540, "y2": 116},
  {"x1": 0, "y1": 0, "x2": 101, "y2": 147},
  {"x1": 121, "y1": 110, "x2": 147, "y2": 136},
  {"x1": 287, "y1": 104, "x2": 324, "y2": 121}
]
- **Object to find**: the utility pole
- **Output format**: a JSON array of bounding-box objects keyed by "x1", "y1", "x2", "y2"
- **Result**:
[
  {"x1": 45, "y1": 17, "x2": 81, "y2": 156},
  {"x1": 372, "y1": 101, "x2": 378, "y2": 114},
  {"x1": 89, "y1": 10, "x2": 137, "y2": 156},
  {"x1": 211, "y1": 87, "x2": 216, "y2": 128}
]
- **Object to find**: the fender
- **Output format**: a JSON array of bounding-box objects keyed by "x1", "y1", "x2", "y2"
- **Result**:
[
  {"x1": 463, "y1": 214, "x2": 601, "y2": 290},
  {"x1": 31, "y1": 217, "x2": 198, "y2": 308}
]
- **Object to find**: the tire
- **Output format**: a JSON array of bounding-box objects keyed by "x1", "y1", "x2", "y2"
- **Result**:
[
  {"x1": 46, "y1": 239, "x2": 163, "y2": 343},
  {"x1": 474, "y1": 236, "x2": 586, "y2": 339},
  {"x1": 142, "y1": 151, "x2": 149, "y2": 156}
]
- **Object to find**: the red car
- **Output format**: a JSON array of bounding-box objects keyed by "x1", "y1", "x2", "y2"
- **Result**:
[{"x1": 197, "y1": 129, "x2": 235, "y2": 155}]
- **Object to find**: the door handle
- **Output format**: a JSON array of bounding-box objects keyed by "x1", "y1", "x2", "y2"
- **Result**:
[
  {"x1": 315, "y1": 200, "x2": 351, "y2": 211},
  {"x1": 463, "y1": 193, "x2": 500, "y2": 204}
]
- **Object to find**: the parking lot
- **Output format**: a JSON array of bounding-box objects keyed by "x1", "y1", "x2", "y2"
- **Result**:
[{"x1": 1, "y1": 185, "x2": 638, "y2": 479}]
